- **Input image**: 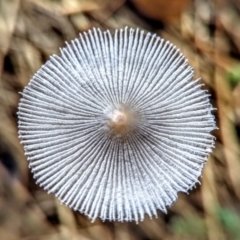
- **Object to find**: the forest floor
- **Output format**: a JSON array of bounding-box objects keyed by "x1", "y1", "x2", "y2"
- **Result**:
[{"x1": 0, "y1": 0, "x2": 240, "y2": 239}]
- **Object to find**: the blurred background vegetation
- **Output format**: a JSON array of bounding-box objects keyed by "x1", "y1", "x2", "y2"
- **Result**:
[{"x1": 0, "y1": 0, "x2": 240, "y2": 239}]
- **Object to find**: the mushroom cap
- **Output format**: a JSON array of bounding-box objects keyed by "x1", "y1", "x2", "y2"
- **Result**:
[{"x1": 18, "y1": 27, "x2": 216, "y2": 222}]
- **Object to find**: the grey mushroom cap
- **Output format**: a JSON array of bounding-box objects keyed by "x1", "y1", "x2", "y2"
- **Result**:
[{"x1": 18, "y1": 27, "x2": 216, "y2": 222}]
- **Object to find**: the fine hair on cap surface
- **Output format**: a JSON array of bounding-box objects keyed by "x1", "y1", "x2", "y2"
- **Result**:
[{"x1": 18, "y1": 27, "x2": 216, "y2": 223}]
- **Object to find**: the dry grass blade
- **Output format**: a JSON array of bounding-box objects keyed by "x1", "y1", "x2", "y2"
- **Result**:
[
  {"x1": 0, "y1": 0, "x2": 20, "y2": 79},
  {"x1": 214, "y1": 60, "x2": 240, "y2": 198},
  {"x1": 26, "y1": 0, "x2": 102, "y2": 16},
  {"x1": 201, "y1": 157, "x2": 226, "y2": 240}
]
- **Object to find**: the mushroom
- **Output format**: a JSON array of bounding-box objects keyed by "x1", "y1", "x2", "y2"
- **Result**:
[{"x1": 18, "y1": 27, "x2": 216, "y2": 222}]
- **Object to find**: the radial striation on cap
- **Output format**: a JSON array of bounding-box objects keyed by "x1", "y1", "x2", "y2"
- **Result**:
[{"x1": 18, "y1": 27, "x2": 216, "y2": 223}]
